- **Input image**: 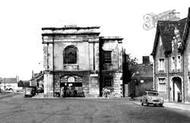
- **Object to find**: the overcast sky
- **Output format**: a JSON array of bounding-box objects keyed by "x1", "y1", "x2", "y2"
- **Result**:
[{"x1": 0, "y1": 0, "x2": 189, "y2": 80}]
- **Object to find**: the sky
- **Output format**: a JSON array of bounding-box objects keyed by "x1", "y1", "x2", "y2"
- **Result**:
[{"x1": 0, "y1": 0, "x2": 189, "y2": 80}]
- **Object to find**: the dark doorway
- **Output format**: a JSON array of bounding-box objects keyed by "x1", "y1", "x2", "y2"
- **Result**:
[
  {"x1": 60, "y1": 82, "x2": 84, "y2": 97},
  {"x1": 172, "y1": 77, "x2": 182, "y2": 102}
]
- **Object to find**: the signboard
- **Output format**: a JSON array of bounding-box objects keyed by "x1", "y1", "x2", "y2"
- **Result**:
[{"x1": 143, "y1": 9, "x2": 180, "y2": 31}]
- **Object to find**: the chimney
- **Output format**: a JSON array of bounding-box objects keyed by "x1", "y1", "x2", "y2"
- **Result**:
[{"x1": 142, "y1": 56, "x2": 150, "y2": 65}]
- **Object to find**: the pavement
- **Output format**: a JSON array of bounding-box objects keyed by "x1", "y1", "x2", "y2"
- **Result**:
[
  {"x1": 131, "y1": 96, "x2": 190, "y2": 112},
  {"x1": 0, "y1": 92, "x2": 18, "y2": 99}
]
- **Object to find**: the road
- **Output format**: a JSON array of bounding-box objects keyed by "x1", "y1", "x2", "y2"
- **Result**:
[{"x1": 0, "y1": 94, "x2": 190, "y2": 123}]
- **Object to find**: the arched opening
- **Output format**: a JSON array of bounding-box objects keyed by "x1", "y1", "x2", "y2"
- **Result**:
[
  {"x1": 59, "y1": 75, "x2": 84, "y2": 97},
  {"x1": 172, "y1": 77, "x2": 182, "y2": 102},
  {"x1": 63, "y1": 45, "x2": 78, "y2": 64}
]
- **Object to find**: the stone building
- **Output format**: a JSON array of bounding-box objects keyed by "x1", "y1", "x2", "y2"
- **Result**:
[
  {"x1": 41, "y1": 25, "x2": 123, "y2": 97},
  {"x1": 151, "y1": 8, "x2": 190, "y2": 103},
  {"x1": 129, "y1": 56, "x2": 153, "y2": 97},
  {"x1": 99, "y1": 37, "x2": 123, "y2": 97}
]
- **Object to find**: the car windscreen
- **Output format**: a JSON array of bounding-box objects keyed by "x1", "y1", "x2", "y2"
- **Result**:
[
  {"x1": 26, "y1": 88, "x2": 32, "y2": 91},
  {"x1": 148, "y1": 92, "x2": 158, "y2": 96}
]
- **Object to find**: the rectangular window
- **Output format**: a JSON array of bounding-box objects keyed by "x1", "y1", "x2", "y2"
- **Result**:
[
  {"x1": 177, "y1": 55, "x2": 181, "y2": 71},
  {"x1": 158, "y1": 78, "x2": 166, "y2": 92},
  {"x1": 171, "y1": 57, "x2": 175, "y2": 71},
  {"x1": 103, "y1": 51, "x2": 112, "y2": 64},
  {"x1": 104, "y1": 76, "x2": 113, "y2": 87},
  {"x1": 158, "y1": 58, "x2": 165, "y2": 72}
]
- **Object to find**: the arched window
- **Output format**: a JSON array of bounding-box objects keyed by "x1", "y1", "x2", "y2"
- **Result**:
[{"x1": 63, "y1": 46, "x2": 77, "y2": 64}]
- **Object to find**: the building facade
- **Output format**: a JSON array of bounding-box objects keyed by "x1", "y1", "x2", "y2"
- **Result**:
[
  {"x1": 151, "y1": 8, "x2": 190, "y2": 103},
  {"x1": 41, "y1": 26, "x2": 123, "y2": 97},
  {"x1": 129, "y1": 56, "x2": 153, "y2": 97}
]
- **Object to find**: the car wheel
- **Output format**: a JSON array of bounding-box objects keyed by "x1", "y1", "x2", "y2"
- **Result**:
[
  {"x1": 141, "y1": 102, "x2": 144, "y2": 106},
  {"x1": 145, "y1": 100, "x2": 149, "y2": 106},
  {"x1": 159, "y1": 104, "x2": 163, "y2": 107},
  {"x1": 146, "y1": 101, "x2": 149, "y2": 106}
]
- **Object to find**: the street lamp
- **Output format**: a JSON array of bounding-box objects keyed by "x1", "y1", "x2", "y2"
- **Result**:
[{"x1": 140, "y1": 80, "x2": 144, "y2": 84}]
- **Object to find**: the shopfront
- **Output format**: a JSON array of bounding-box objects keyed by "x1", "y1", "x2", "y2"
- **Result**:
[{"x1": 60, "y1": 82, "x2": 84, "y2": 97}]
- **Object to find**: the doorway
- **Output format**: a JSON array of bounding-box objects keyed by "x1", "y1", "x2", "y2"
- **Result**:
[
  {"x1": 60, "y1": 82, "x2": 84, "y2": 97},
  {"x1": 172, "y1": 77, "x2": 182, "y2": 102}
]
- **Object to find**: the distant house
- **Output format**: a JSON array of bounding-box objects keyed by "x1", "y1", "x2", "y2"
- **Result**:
[
  {"x1": 0, "y1": 77, "x2": 22, "y2": 92},
  {"x1": 30, "y1": 71, "x2": 44, "y2": 88},
  {"x1": 129, "y1": 56, "x2": 153, "y2": 97}
]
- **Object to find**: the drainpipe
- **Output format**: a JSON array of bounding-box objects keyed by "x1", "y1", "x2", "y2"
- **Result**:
[
  {"x1": 93, "y1": 42, "x2": 95, "y2": 71},
  {"x1": 52, "y1": 35, "x2": 55, "y2": 97},
  {"x1": 182, "y1": 54, "x2": 185, "y2": 102},
  {"x1": 99, "y1": 37, "x2": 103, "y2": 97},
  {"x1": 168, "y1": 56, "x2": 170, "y2": 102}
]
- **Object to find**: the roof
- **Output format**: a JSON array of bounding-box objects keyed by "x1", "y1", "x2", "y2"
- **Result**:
[
  {"x1": 132, "y1": 64, "x2": 153, "y2": 80},
  {"x1": 42, "y1": 32, "x2": 100, "y2": 36},
  {"x1": 99, "y1": 36, "x2": 123, "y2": 44},
  {"x1": 3, "y1": 78, "x2": 17, "y2": 83},
  {"x1": 100, "y1": 36, "x2": 123, "y2": 40},
  {"x1": 31, "y1": 72, "x2": 44, "y2": 81},
  {"x1": 151, "y1": 18, "x2": 187, "y2": 57},
  {"x1": 152, "y1": 8, "x2": 190, "y2": 57},
  {"x1": 42, "y1": 26, "x2": 100, "y2": 30},
  {"x1": 42, "y1": 25, "x2": 100, "y2": 37}
]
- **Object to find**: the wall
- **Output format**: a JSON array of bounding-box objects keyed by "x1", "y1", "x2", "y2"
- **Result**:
[
  {"x1": 183, "y1": 27, "x2": 190, "y2": 102},
  {"x1": 102, "y1": 39, "x2": 123, "y2": 97},
  {"x1": 102, "y1": 40, "x2": 122, "y2": 71},
  {"x1": 154, "y1": 35, "x2": 169, "y2": 101},
  {"x1": 135, "y1": 80, "x2": 153, "y2": 96}
]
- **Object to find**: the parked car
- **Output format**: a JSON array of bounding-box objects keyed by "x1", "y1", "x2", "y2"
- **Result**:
[
  {"x1": 24, "y1": 86, "x2": 36, "y2": 97},
  {"x1": 141, "y1": 90, "x2": 164, "y2": 107},
  {"x1": 36, "y1": 87, "x2": 44, "y2": 93}
]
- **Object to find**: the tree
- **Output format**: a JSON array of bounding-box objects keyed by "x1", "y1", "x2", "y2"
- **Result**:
[
  {"x1": 18, "y1": 80, "x2": 24, "y2": 87},
  {"x1": 123, "y1": 53, "x2": 138, "y2": 84}
]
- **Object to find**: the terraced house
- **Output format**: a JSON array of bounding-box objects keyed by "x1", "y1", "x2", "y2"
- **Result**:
[
  {"x1": 41, "y1": 25, "x2": 124, "y2": 98},
  {"x1": 152, "y1": 8, "x2": 190, "y2": 103}
]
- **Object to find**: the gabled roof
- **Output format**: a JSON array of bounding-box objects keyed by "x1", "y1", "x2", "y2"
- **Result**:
[
  {"x1": 31, "y1": 72, "x2": 44, "y2": 81},
  {"x1": 151, "y1": 8, "x2": 190, "y2": 58},
  {"x1": 181, "y1": 8, "x2": 190, "y2": 52},
  {"x1": 132, "y1": 64, "x2": 153, "y2": 80},
  {"x1": 151, "y1": 18, "x2": 187, "y2": 57},
  {"x1": 3, "y1": 78, "x2": 17, "y2": 83}
]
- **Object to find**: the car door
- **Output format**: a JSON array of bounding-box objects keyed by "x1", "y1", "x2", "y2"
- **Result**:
[{"x1": 142, "y1": 92, "x2": 147, "y2": 103}]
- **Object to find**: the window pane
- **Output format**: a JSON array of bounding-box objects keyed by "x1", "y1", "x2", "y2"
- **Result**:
[
  {"x1": 171, "y1": 57, "x2": 175, "y2": 71},
  {"x1": 158, "y1": 78, "x2": 166, "y2": 92},
  {"x1": 158, "y1": 59, "x2": 165, "y2": 72},
  {"x1": 103, "y1": 51, "x2": 112, "y2": 63},
  {"x1": 177, "y1": 56, "x2": 181, "y2": 70},
  {"x1": 104, "y1": 77, "x2": 112, "y2": 87},
  {"x1": 64, "y1": 46, "x2": 77, "y2": 64}
]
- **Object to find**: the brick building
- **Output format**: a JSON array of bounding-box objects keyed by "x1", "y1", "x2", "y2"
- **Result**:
[
  {"x1": 151, "y1": 8, "x2": 190, "y2": 103},
  {"x1": 41, "y1": 26, "x2": 124, "y2": 97}
]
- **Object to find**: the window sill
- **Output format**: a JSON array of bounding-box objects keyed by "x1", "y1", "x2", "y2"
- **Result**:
[
  {"x1": 158, "y1": 70, "x2": 165, "y2": 73},
  {"x1": 63, "y1": 64, "x2": 79, "y2": 70}
]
